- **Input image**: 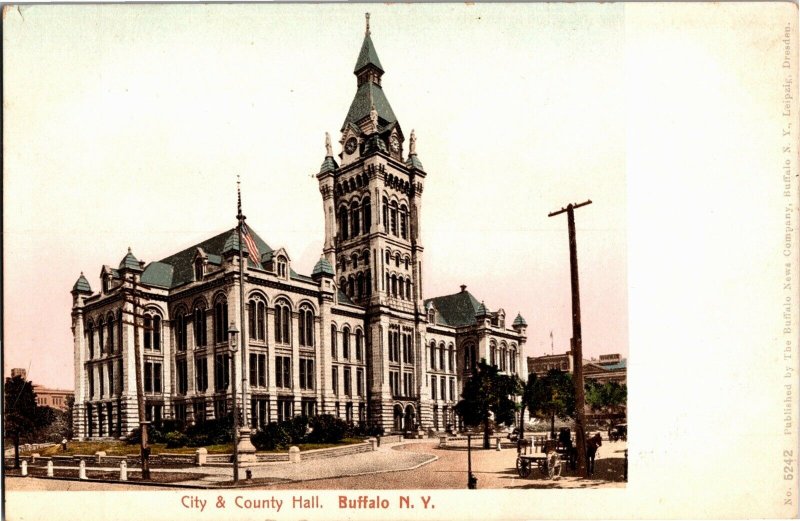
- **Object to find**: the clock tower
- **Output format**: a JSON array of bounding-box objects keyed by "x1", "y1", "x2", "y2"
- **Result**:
[{"x1": 316, "y1": 13, "x2": 432, "y2": 430}]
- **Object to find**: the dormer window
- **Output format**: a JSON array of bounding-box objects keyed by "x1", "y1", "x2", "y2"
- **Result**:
[
  {"x1": 277, "y1": 256, "x2": 288, "y2": 278},
  {"x1": 428, "y1": 308, "x2": 435, "y2": 323},
  {"x1": 194, "y1": 259, "x2": 204, "y2": 281}
]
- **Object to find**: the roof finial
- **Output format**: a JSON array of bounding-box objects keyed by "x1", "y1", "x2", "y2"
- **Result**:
[
  {"x1": 236, "y1": 174, "x2": 243, "y2": 221},
  {"x1": 409, "y1": 129, "x2": 417, "y2": 155},
  {"x1": 365, "y1": 12, "x2": 370, "y2": 36},
  {"x1": 127, "y1": 246, "x2": 132, "y2": 253},
  {"x1": 325, "y1": 132, "x2": 333, "y2": 157}
]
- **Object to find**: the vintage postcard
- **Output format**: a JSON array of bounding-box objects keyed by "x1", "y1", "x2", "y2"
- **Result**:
[{"x1": 3, "y1": 2, "x2": 798, "y2": 520}]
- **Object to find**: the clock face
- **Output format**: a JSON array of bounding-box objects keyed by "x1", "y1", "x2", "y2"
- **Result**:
[
  {"x1": 345, "y1": 137, "x2": 358, "y2": 155},
  {"x1": 390, "y1": 135, "x2": 400, "y2": 152}
]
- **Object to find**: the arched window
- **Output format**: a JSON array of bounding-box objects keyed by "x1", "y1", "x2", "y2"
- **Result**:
[
  {"x1": 365, "y1": 270, "x2": 372, "y2": 296},
  {"x1": 248, "y1": 298, "x2": 266, "y2": 341},
  {"x1": 214, "y1": 300, "x2": 228, "y2": 344},
  {"x1": 274, "y1": 301, "x2": 291, "y2": 344},
  {"x1": 509, "y1": 348, "x2": 517, "y2": 373},
  {"x1": 351, "y1": 253, "x2": 359, "y2": 268},
  {"x1": 347, "y1": 276, "x2": 355, "y2": 298},
  {"x1": 339, "y1": 206, "x2": 349, "y2": 241},
  {"x1": 299, "y1": 304, "x2": 314, "y2": 347},
  {"x1": 448, "y1": 345, "x2": 455, "y2": 372},
  {"x1": 339, "y1": 277, "x2": 346, "y2": 292},
  {"x1": 194, "y1": 259, "x2": 204, "y2": 281},
  {"x1": 363, "y1": 198, "x2": 371, "y2": 233},
  {"x1": 429, "y1": 340, "x2": 437, "y2": 370},
  {"x1": 145, "y1": 313, "x2": 162, "y2": 351},
  {"x1": 490, "y1": 342, "x2": 497, "y2": 366},
  {"x1": 395, "y1": 254, "x2": 400, "y2": 268},
  {"x1": 194, "y1": 306, "x2": 207, "y2": 347},
  {"x1": 398, "y1": 277, "x2": 405, "y2": 299},
  {"x1": 385, "y1": 249, "x2": 390, "y2": 264},
  {"x1": 400, "y1": 205, "x2": 408, "y2": 239},
  {"x1": 390, "y1": 201, "x2": 398, "y2": 235},
  {"x1": 404, "y1": 257, "x2": 409, "y2": 270},
  {"x1": 175, "y1": 313, "x2": 187, "y2": 351},
  {"x1": 87, "y1": 321, "x2": 95, "y2": 359},
  {"x1": 342, "y1": 326, "x2": 351, "y2": 359},
  {"x1": 331, "y1": 325, "x2": 338, "y2": 360},
  {"x1": 106, "y1": 314, "x2": 115, "y2": 353},
  {"x1": 351, "y1": 201, "x2": 361, "y2": 237},
  {"x1": 97, "y1": 317, "x2": 105, "y2": 354},
  {"x1": 391, "y1": 275, "x2": 398, "y2": 297},
  {"x1": 357, "y1": 272, "x2": 365, "y2": 298},
  {"x1": 355, "y1": 330, "x2": 363, "y2": 361},
  {"x1": 382, "y1": 197, "x2": 389, "y2": 231},
  {"x1": 439, "y1": 342, "x2": 446, "y2": 370},
  {"x1": 500, "y1": 346, "x2": 507, "y2": 371},
  {"x1": 276, "y1": 256, "x2": 288, "y2": 278}
]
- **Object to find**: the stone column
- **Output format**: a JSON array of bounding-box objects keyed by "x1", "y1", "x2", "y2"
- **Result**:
[
  {"x1": 72, "y1": 302, "x2": 87, "y2": 438},
  {"x1": 291, "y1": 309, "x2": 301, "y2": 416}
]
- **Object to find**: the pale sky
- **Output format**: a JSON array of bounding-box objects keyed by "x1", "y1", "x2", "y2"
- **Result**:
[{"x1": 4, "y1": 4, "x2": 628, "y2": 389}]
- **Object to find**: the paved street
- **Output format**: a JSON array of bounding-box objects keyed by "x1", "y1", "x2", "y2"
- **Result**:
[{"x1": 4, "y1": 438, "x2": 626, "y2": 490}]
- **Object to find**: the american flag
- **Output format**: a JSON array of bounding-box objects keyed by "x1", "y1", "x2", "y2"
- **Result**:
[{"x1": 241, "y1": 223, "x2": 261, "y2": 265}]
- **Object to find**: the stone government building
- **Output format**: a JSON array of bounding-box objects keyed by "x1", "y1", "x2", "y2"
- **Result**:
[{"x1": 70, "y1": 19, "x2": 528, "y2": 439}]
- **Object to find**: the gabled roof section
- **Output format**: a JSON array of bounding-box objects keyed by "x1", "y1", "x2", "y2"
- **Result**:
[
  {"x1": 341, "y1": 82, "x2": 397, "y2": 131},
  {"x1": 141, "y1": 262, "x2": 174, "y2": 289},
  {"x1": 424, "y1": 290, "x2": 482, "y2": 327},
  {"x1": 354, "y1": 33, "x2": 384, "y2": 74},
  {"x1": 152, "y1": 228, "x2": 273, "y2": 289}
]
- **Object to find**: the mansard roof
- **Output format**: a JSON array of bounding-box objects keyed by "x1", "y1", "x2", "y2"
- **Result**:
[
  {"x1": 424, "y1": 289, "x2": 483, "y2": 327},
  {"x1": 141, "y1": 227, "x2": 273, "y2": 289}
]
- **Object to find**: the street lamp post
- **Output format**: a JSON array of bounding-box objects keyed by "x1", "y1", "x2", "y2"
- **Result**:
[{"x1": 228, "y1": 323, "x2": 240, "y2": 484}]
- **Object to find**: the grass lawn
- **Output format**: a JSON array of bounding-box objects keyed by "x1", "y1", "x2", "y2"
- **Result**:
[{"x1": 20, "y1": 438, "x2": 364, "y2": 457}]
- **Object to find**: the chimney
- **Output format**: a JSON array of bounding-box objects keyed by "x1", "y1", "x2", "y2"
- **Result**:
[{"x1": 460, "y1": 285, "x2": 467, "y2": 292}]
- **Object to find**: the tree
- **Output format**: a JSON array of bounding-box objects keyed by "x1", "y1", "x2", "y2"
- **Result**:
[
  {"x1": 455, "y1": 361, "x2": 522, "y2": 449},
  {"x1": 585, "y1": 380, "x2": 627, "y2": 415},
  {"x1": 523, "y1": 369, "x2": 576, "y2": 439},
  {"x1": 4, "y1": 376, "x2": 56, "y2": 468}
]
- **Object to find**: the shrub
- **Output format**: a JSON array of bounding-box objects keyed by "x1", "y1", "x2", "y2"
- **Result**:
[
  {"x1": 252, "y1": 422, "x2": 291, "y2": 451},
  {"x1": 165, "y1": 431, "x2": 189, "y2": 449},
  {"x1": 185, "y1": 415, "x2": 233, "y2": 445},
  {"x1": 187, "y1": 434, "x2": 211, "y2": 448},
  {"x1": 307, "y1": 414, "x2": 348, "y2": 443},
  {"x1": 125, "y1": 426, "x2": 166, "y2": 445},
  {"x1": 285, "y1": 415, "x2": 310, "y2": 444}
]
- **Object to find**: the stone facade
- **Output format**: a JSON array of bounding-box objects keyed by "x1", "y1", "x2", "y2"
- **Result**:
[{"x1": 70, "y1": 19, "x2": 527, "y2": 439}]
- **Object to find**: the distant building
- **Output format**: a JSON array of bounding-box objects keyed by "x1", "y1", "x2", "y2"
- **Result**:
[
  {"x1": 526, "y1": 352, "x2": 627, "y2": 385},
  {"x1": 7, "y1": 368, "x2": 73, "y2": 411}
]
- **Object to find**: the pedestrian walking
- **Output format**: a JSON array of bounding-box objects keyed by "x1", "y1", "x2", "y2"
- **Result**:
[{"x1": 586, "y1": 433, "x2": 602, "y2": 475}]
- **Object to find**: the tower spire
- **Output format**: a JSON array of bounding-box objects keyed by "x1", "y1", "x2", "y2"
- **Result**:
[{"x1": 365, "y1": 12, "x2": 370, "y2": 36}]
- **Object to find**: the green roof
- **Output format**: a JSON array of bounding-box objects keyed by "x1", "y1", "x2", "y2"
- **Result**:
[
  {"x1": 319, "y1": 156, "x2": 338, "y2": 174},
  {"x1": 341, "y1": 82, "x2": 397, "y2": 131},
  {"x1": 513, "y1": 313, "x2": 527, "y2": 327},
  {"x1": 142, "y1": 228, "x2": 273, "y2": 289},
  {"x1": 72, "y1": 273, "x2": 92, "y2": 293},
  {"x1": 424, "y1": 290, "x2": 482, "y2": 327},
  {"x1": 119, "y1": 248, "x2": 141, "y2": 271},
  {"x1": 353, "y1": 33, "x2": 384, "y2": 74},
  {"x1": 222, "y1": 230, "x2": 249, "y2": 256},
  {"x1": 311, "y1": 257, "x2": 335, "y2": 278},
  {"x1": 475, "y1": 301, "x2": 490, "y2": 317},
  {"x1": 406, "y1": 154, "x2": 424, "y2": 170}
]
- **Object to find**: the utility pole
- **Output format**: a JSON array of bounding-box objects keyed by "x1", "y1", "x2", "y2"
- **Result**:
[
  {"x1": 548, "y1": 199, "x2": 592, "y2": 479},
  {"x1": 127, "y1": 275, "x2": 151, "y2": 480}
]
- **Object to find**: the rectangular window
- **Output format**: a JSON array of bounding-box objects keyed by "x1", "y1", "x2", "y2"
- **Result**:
[
  {"x1": 175, "y1": 403, "x2": 187, "y2": 422},
  {"x1": 195, "y1": 357, "x2": 208, "y2": 391},
  {"x1": 403, "y1": 372, "x2": 413, "y2": 397},
  {"x1": 331, "y1": 327, "x2": 337, "y2": 360},
  {"x1": 300, "y1": 358, "x2": 314, "y2": 390},
  {"x1": 194, "y1": 399, "x2": 206, "y2": 423},
  {"x1": 389, "y1": 370, "x2": 399, "y2": 397},
  {"x1": 449, "y1": 378, "x2": 455, "y2": 402},
  {"x1": 332, "y1": 366, "x2": 339, "y2": 395},
  {"x1": 431, "y1": 375, "x2": 437, "y2": 400},
  {"x1": 251, "y1": 398, "x2": 269, "y2": 429},
  {"x1": 107, "y1": 363, "x2": 114, "y2": 396},
  {"x1": 154, "y1": 362, "x2": 162, "y2": 393},
  {"x1": 448, "y1": 349, "x2": 455, "y2": 373},
  {"x1": 440, "y1": 376, "x2": 446, "y2": 403},
  {"x1": 214, "y1": 398, "x2": 227, "y2": 419},
  {"x1": 177, "y1": 358, "x2": 188, "y2": 395},
  {"x1": 88, "y1": 367, "x2": 94, "y2": 399},
  {"x1": 118, "y1": 359, "x2": 124, "y2": 395},
  {"x1": 344, "y1": 367, "x2": 352, "y2": 397},
  {"x1": 144, "y1": 363, "x2": 152, "y2": 393},
  {"x1": 99, "y1": 365, "x2": 104, "y2": 398},
  {"x1": 275, "y1": 356, "x2": 291, "y2": 388},
  {"x1": 194, "y1": 308, "x2": 207, "y2": 347},
  {"x1": 301, "y1": 399, "x2": 315, "y2": 418},
  {"x1": 277, "y1": 399, "x2": 292, "y2": 423},
  {"x1": 346, "y1": 402, "x2": 353, "y2": 423},
  {"x1": 356, "y1": 368, "x2": 364, "y2": 397},
  {"x1": 214, "y1": 354, "x2": 230, "y2": 391}
]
